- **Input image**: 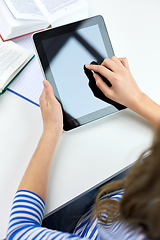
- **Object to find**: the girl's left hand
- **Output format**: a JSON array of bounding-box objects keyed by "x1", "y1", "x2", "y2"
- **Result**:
[{"x1": 39, "y1": 80, "x2": 63, "y2": 138}]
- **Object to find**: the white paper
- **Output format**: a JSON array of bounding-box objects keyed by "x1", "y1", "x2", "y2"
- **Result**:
[
  {"x1": 38, "y1": 0, "x2": 78, "y2": 15},
  {"x1": 0, "y1": 44, "x2": 22, "y2": 78},
  {"x1": 4, "y1": 0, "x2": 46, "y2": 21},
  {"x1": 35, "y1": 0, "x2": 88, "y2": 24},
  {"x1": 8, "y1": 34, "x2": 44, "y2": 105},
  {"x1": 4, "y1": 0, "x2": 88, "y2": 23}
]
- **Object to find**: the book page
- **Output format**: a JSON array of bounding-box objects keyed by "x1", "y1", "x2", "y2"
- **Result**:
[
  {"x1": 4, "y1": 0, "x2": 46, "y2": 21},
  {"x1": 38, "y1": 0, "x2": 77, "y2": 15},
  {"x1": 36, "y1": 0, "x2": 88, "y2": 24},
  {"x1": 0, "y1": 41, "x2": 33, "y2": 92}
]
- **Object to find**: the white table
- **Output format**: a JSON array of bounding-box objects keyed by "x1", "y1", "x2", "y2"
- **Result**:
[{"x1": 1, "y1": 0, "x2": 160, "y2": 238}]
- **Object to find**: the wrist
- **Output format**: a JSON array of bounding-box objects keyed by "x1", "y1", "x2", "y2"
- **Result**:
[
  {"x1": 129, "y1": 91, "x2": 160, "y2": 127},
  {"x1": 43, "y1": 125, "x2": 63, "y2": 141},
  {"x1": 128, "y1": 90, "x2": 145, "y2": 113}
]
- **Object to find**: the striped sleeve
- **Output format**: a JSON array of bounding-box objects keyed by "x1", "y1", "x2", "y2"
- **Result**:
[{"x1": 6, "y1": 190, "x2": 89, "y2": 240}]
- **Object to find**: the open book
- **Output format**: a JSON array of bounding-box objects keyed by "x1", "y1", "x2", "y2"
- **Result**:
[
  {"x1": 0, "y1": 0, "x2": 88, "y2": 41},
  {"x1": 0, "y1": 41, "x2": 34, "y2": 94}
]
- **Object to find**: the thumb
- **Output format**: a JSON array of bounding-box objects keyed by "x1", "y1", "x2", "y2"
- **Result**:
[
  {"x1": 43, "y1": 80, "x2": 55, "y2": 103},
  {"x1": 43, "y1": 80, "x2": 53, "y2": 93}
]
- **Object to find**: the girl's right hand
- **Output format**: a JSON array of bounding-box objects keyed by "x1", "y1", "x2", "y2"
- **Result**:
[{"x1": 85, "y1": 56, "x2": 143, "y2": 112}]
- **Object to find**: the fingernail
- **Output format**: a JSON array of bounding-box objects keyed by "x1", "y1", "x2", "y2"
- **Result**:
[
  {"x1": 43, "y1": 80, "x2": 48, "y2": 88},
  {"x1": 85, "y1": 64, "x2": 90, "y2": 68}
]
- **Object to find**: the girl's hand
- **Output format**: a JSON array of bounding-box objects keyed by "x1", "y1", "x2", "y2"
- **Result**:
[
  {"x1": 85, "y1": 56, "x2": 143, "y2": 111},
  {"x1": 39, "y1": 80, "x2": 63, "y2": 138}
]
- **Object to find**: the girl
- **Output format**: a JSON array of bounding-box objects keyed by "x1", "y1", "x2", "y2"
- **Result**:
[{"x1": 6, "y1": 57, "x2": 160, "y2": 239}]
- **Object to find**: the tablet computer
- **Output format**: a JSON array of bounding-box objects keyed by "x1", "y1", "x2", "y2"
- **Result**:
[{"x1": 32, "y1": 15, "x2": 126, "y2": 131}]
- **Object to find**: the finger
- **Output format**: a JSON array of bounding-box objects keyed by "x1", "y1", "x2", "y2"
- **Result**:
[
  {"x1": 93, "y1": 73, "x2": 113, "y2": 99},
  {"x1": 85, "y1": 64, "x2": 114, "y2": 83},
  {"x1": 110, "y1": 56, "x2": 124, "y2": 67},
  {"x1": 101, "y1": 57, "x2": 118, "y2": 72},
  {"x1": 118, "y1": 58, "x2": 130, "y2": 69}
]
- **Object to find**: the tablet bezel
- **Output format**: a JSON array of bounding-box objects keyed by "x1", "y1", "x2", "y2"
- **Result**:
[{"x1": 33, "y1": 15, "x2": 123, "y2": 131}]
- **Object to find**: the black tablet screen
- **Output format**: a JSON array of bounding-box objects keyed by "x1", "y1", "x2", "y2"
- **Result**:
[{"x1": 42, "y1": 25, "x2": 108, "y2": 119}]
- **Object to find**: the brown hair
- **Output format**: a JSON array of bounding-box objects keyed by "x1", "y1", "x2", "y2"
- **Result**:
[{"x1": 94, "y1": 126, "x2": 160, "y2": 240}]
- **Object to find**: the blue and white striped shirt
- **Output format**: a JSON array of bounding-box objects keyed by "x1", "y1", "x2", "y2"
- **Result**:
[{"x1": 6, "y1": 190, "x2": 149, "y2": 240}]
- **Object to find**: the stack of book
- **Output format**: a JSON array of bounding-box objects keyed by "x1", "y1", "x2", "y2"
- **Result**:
[{"x1": 0, "y1": 0, "x2": 88, "y2": 41}]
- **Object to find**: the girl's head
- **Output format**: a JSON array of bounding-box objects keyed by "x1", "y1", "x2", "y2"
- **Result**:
[{"x1": 95, "y1": 126, "x2": 160, "y2": 240}]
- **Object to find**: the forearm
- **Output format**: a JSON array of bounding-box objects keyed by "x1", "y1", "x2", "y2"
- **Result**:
[
  {"x1": 130, "y1": 92, "x2": 160, "y2": 127},
  {"x1": 18, "y1": 130, "x2": 60, "y2": 202}
]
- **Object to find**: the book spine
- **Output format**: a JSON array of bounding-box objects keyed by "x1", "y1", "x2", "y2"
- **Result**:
[{"x1": 0, "y1": 28, "x2": 45, "y2": 42}]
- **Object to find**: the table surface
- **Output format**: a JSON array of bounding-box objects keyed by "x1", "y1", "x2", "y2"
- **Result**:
[{"x1": 1, "y1": 0, "x2": 160, "y2": 238}]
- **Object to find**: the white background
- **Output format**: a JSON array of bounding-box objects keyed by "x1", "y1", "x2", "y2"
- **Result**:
[{"x1": 0, "y1": 0, "x2": 160, "y2": 238}]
